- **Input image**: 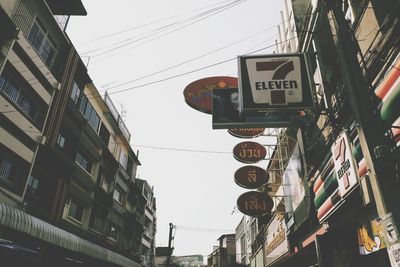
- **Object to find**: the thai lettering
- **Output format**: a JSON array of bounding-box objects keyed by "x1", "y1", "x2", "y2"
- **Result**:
[{"x1": 247, "y1": 170, "x2": 257, "y2": 183}]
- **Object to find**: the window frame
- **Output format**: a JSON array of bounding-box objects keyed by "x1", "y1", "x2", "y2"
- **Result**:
[
  {"x1": 108, "y1": 224, "x2": 119, "y2": 240},
  {"x1": 75, "y1": 150, "x2": 93, "y2": 174},
  {"x1": 67, "y1": 198, "x2": 85, "y2": 223},
  {"x1": 113, "y1": 186, "x2": 123, "y2": 204},
  {"x1": 79, "y1": 94, "x2": 100, "y2": 132},
  {"x1": 27, "y1": 17, "x2": 56, "y2": 65},
  {"x1": 70, "y1": 81, "x2": 81, "y2": 104},
  {"x1": 0, "y1": 71, "x2": 40, "y2": 123}
]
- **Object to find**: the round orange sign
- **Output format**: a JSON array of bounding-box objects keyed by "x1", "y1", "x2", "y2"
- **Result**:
[{"x1": 183, "y1": 76, "x2": 238, "y2": 114}]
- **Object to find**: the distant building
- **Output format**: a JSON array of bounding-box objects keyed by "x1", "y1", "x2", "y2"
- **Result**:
[
  {"x1": 172, "y1": 254, "x2": 205, "y2": 267},
  {"x1": 207, "y1": 234, "x2": 236, "y2": 267},
  {"x1": 137, "y1": 178, "x2": 157, "y2": 267}
]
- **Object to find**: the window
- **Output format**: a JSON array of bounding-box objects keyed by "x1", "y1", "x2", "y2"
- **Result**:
[
  {"x1": 113, "y1": 186, "x2": 123, "y2": 204},
  {"x1": 0, "y1": 72, "x2": 39, "y2": 122},
  {"x1": 67, "y1": 198, "x2": 84, "y2": 222},
  {"x1": 79, "y1": 94, "x2": 100, "y2": 131},
  {"x1": 0, "y1": 157, "x2": 13, "y2": 183},
  {"x1": 99, "y1": 169, "x2": 113, "y2": 192},
  {"x1": 28, "y1": 18, "x2": 56, "y2": 65},
  {"x1": 99, "y1": 123, "x2": 110, "y2": 146},
  {"x1": 27, "y1": 175, "x2": 39, "y2": 194},
  {"x1": 108, "y1": 225, "x2": 118, "y2": 240},
  {"x1": 75, "y1": 150, "x2": 93, "y2": 173},
  {"x1": 70, "y1": 82, "x2": 81, "y2": 104},
  {"x1": 119, "y1": 151, "x2": 128, "y2": 170},
  {"x1": 89, "y1": 213, "x2": 105, "y2": 233},
  {"x1": 56, "y1": 134, "x2": 65, "y2": 148}
]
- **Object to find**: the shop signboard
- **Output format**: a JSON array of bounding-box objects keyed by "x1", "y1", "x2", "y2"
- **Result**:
[
  {"x1": 331, "y1": 131, "x2": 359, "y2": 198},
  {"x1": 234, "y1": 165, "x2": 269, "y2": 189},
  {"x1": 212, "y1": 88, "x2": 295, "y2": 129},
  {"x1": 233, "y1": 141, "x2": 266, "y2": 164},
  {"x1": 357, "y1": 217, "x2": 386, "y2": 255},
  {"x1": 238, "y1": 53, "x2": 315, "y2": 113},
  {"x1": 264, "y1": 213, "x2": 289, "y2": 266},
  {"x1": 228, "y1": 128, "x2": 265, "y2": 138},
  {"x1": 183, "y1": 76, "x2": 238, "y2": 114},
  {"x1": 237, "y1": 191, "x2": 273, "y2": 217}
]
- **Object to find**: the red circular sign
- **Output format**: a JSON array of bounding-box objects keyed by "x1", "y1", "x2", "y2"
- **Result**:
[
  {"x1": 183, "y1": 76, "x2": 238, "y2": 114},
  {"x1": 234, "y1": 165, "x2": 269, "y2": 189},
  {"x1": 237, "y1": 191, "x2": 273, "y2": 217},
  {"x1": 228, "y1": 128, "x2": 265, "y2": 139},
  {"x1": 233, "y1": 141, "x2": 266, "y2": 164}
]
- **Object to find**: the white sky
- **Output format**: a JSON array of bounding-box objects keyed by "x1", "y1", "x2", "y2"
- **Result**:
[{"x1": 67, "y1": 0, "x2": 284, "y2": 258}]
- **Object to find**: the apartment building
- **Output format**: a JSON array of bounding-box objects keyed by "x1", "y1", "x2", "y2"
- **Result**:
[{"x1": 0, "y1": 1, "x2": 156, "y2": 266}]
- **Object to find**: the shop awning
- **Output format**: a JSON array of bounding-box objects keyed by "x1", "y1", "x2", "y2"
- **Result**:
[{"x1": 0, "y1": 204, "x2": 141, "y2": 267}]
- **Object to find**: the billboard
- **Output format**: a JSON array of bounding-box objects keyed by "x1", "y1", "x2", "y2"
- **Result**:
[
  {"x1": 183, "y1": 76, "x2": 237, "y2": 114},
  {"x1": 238, "y1": 53, "x2": 315, "y2": 113},
  {"x1": 212, "y1": 88, "x2": 297, "y2": 129}
]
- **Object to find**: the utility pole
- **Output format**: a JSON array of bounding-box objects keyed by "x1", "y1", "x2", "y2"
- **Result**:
[
  {"x1": 166, "y1": 223, "x2": 174, "y2": 267},
  {"x1": 323, "y1": 1, "x2": 400, "y2": 265}
]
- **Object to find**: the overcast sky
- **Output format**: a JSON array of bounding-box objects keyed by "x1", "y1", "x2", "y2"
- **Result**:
[{"x1": 67, "y1": 0, "x2": 284, "y2": 257}]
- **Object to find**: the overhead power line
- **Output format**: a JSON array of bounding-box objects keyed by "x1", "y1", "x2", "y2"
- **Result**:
[
  {"x1": 174, "y1": 225, "x2": 234, "y2": 232},
  {"x1": 87, "y1": 36, "x2": 299, "y2": 99},
  {"x1": 78, "y1": 0, "x2": 242, "y2": 46},
  {"x1": 83, "y1": 0, "x2": 247, "y2": 59},
  {"x1": 100, "y1": 28, "x2": 278, "y2": 92},
  {"x1": 131, "y1": 145, "x2": 231, "y2": 154}
]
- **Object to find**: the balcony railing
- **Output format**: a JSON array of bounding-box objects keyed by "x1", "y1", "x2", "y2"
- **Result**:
[{"x1": 104, "y1": 92, "x2": 131, "y2": 142}]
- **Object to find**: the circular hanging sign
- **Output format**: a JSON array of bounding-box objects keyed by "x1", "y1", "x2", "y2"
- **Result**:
[
  {"x1": 183, "y1": 76, "x2": 238, "y2": 114},
  {"x1": 234, "y1": 165, "x2": 269, "y2": 189},
  {"x1": 228, "y1": 128, "x2": 265, "y2": 139},
  {"x1": 233, "y1": 141, "x2": 266, "y2": 164},
  {"x1": 237, "y1": 191, "x2": 273, "y2": 217}
]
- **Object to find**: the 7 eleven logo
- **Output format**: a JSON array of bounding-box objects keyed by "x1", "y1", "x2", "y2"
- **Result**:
[{"x1": 332, "y1": 131, "x2": 359, "y2": 197}]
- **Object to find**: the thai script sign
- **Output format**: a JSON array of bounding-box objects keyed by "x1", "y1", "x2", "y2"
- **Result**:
[
  {"x1": 228, "y1": 128, "x2": 265, "y2": 138},
  {"x1": 236, "y1": 191, "x2": 273, "y2": 217},
  {"x1": 265, "y1": 213, "x2": 289, "y2": 265},
  {"x1": 234, "y1": 165, "x2": 269, "y2": 189},
  {"x1": 233, "y1": 141, "x2": 266, "y2": 164}
]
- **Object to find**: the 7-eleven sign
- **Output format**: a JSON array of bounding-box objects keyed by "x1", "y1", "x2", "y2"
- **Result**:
[{"x1": 332, "y1": 131, "x2": 359, "y2": 198}]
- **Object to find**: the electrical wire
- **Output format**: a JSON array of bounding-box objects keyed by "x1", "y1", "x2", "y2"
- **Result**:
[
  {"x1": 87, "y1": 36, "x2": 299, "y2": 100},
  {"x1": 78, "y1": 0, "x2": 242, "y2": 46},
  {"x1": 174, "y1": 225, "x2": 234, "y2": 233},
  {"x1": 130, "y1": 144, "x2": 231, "y2": 154},
  {"x1": 83, "y1": 0, "x2": 247, "y2": 58},
  {"x1": 99, "y1": 28, "x2": 279, "y2": 92}
]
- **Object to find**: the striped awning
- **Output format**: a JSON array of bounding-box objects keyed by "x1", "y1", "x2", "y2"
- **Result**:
[{"x1": 0, "y1": 204, "x2": 141, "y2": 267}]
